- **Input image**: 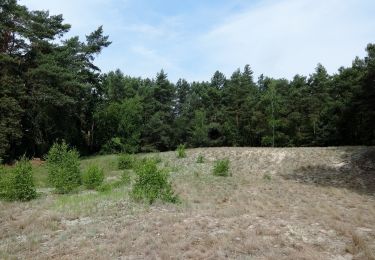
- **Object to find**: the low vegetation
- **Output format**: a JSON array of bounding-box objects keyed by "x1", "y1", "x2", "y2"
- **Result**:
[
  {"x1": 176, "y1": 144, "x2": 186, "y2": 158},
  {"x1": 0, "y1": 157, "x2": 37, "y2": 201},
  {"x1": 46, "y1": 141, "x2": 81, "y2": 194},
  {"x1": 131, "y1": 158, "x2": 178, "y2": 204},
  {"x1": 82, "y1": 165, "x2": 105, "y2": 190},
  {"x1": 213, "y1": 158, "x2": 230, "y2": 176},
  {"x1": 196, "y1": 154, "x2": 205, "y2": 163},
  {"x1": 0, "y1": 147, "x2": 375, "y2": 259},
  {"x1": 118, "y1": 153, "x2": 135, "y2": 170}
]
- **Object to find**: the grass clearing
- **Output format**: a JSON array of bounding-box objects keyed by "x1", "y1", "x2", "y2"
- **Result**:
[{"x1": 1, "y1": 146, "x2": 374, "y2": 259}]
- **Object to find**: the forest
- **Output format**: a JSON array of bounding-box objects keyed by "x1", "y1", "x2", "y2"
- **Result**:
[{"x1": 1, "y1": 0, "x2": 374, "y2": 162}]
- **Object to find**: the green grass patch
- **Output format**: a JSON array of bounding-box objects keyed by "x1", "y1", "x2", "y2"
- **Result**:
[
  {"x1": 196, "y1": 154, "x2": 205, "y2": 163},
  {"x1": 176, "y1": 144, "x2": 186, "y2": 158},
  {"x1": 213, "y1": 159, "x2": 230, "y2": 177}
]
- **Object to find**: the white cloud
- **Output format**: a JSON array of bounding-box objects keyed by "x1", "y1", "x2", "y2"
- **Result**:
[
  {"x1": 18, "y1": 0, "x2": 375, "y2": 82},
  {"x1": 199, "y1": 0, "x2": 375, "y2": 79}
]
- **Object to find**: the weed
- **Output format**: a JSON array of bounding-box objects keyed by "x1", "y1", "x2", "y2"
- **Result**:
[
  {"x1": 196, "y1": 154, "x2": 204, "y2": 163},
  {"x1": 213, "y1": 159, "x2": 230, "y2": 176},
  {"x1": 96, "y1": 183, "x2": 112, "y2": 192},
  {"x1": 176, "y1": 144, "x2": 186, "y2": 158}
]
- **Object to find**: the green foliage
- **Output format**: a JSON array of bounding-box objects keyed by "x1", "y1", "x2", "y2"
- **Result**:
[
  {"x1": 101, "y1": 137, "x2": 126, "y2": 154},
  {"x1": 131, "y1": 159, "x2": 178, "y2": 204},
  {"x1": 118, "y1": 154, "x2": 135, "y2": 169},
  {"x1": 196, "y1": 154, "x2": 205, "y2": 163},
  {"x1": 1, "y1": 0, "x2": 375, "y2": 160},
  {"x1": 0, "y1": 166, "x2": 7, "y2": 197},
  {"x1": 0, "y1": 157, "x2": 37, "y2": 201},
  {"x1": 213, "y1": 159, "x2": 230, "y2": 177},
  {"x1": 121, "y1": 171, "x2": 131, "y2": 185},
  {"x1": 190, "y1": 110, "x2": 209, "y2": 147},
  {"x1": 82, "y1": 165, "x2": 104, "y2": 189},
  {"x1": 95, "y1": 97, "x2": 143, "y2": 154},
  {"x1": 176, "y1": 144, "x2": 186, "y2": 158},
  {"x1": 46, "y1": 141, "x2": 81, "y2": 194},
  {"x1": 96, "y1": 183, "x2": 113, "y2": 193}
]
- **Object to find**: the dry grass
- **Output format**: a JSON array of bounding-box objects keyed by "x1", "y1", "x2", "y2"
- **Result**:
[{"x1": 0, "y1": 146, "x2": 374, "y2": 259}]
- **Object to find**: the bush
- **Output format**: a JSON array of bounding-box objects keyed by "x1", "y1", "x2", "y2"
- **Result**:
[
  {"x1": 131, "y1": 158, "x2": 178, "y2": 204},
  {"x1": 0, "y1": 157, "x2": 37, "y2": 201},
  {"x1": 82, "y1": 165, "x2": 104, "y2": 189},
  {"x1": 213, "y1": 159, "x2": 230, "y2": 176},
  {"x1": 46, "y1": 141, "x2": 81, "y2": 193},
  {"x1": 118, "y1": 153, "x2": 135, "y2": 169},
  {"x1": 176, "y1": 144, "x2": 186, "y2": 158},
  {"x1": 196, "y1": 154, "x2": 204, "y2": 163}
]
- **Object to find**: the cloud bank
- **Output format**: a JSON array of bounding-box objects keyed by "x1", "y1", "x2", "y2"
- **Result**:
[{"x1": 20, "y1": 0, "x2": 375, "y2": 82}]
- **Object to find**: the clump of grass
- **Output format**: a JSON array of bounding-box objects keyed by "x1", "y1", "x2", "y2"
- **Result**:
[
  {"x1": 151, "y1": 155, "x2": 162, "y2": 163},
  {"x1": 176, "y1": 144, "x2": 186, "y2": 158},
  {"x1": 131, "y1": 158, "x2": 178, "y2": 204},
  {"x1": 0, "y1": 157, "x2": 37, "y2": 201},
  {"x1": 196, "y1": 154, "x2": 204, "y2": 163},
  {"x1": 82, "y1": 165, "x2": 104, "y2": 189},
  {"x1": 96, "y1": 183, "x2": 113, "y2": 193},
  {"x1": 46, "y1": 141, "x2": 81, "y2": 194},
  {"x1": 263, "y1": 174, "x2": 272, "y2": 181},
  {"x1": 121, "y1": 170, "x2": 131, "y2": 185},
  {"x1": 118, "y1": 154, "x2": 135, "y2": 169},
  {"x1": 213, "y1": 159, "x2": 230, "y2": 176}
]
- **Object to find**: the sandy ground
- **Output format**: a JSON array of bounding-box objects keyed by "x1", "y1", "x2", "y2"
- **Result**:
[{"x1": 0, "y1": 146, "x2": 374, "y2": 259}]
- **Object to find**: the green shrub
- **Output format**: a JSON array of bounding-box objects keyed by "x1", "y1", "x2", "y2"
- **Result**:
[
  {"x1": 46, "y1": 141, "x2": 81, "y2": 193},
  {"x1": 131, "y1": 158, "x2": 178, "y2": 204},
  {"x1": 82, "y1": 165, "x2": 104, "y2": 189},
  {"x1": 213, "y1": 159, "x2": 230, "y2": 176},
  {"x1": 176, "y1": 144, "x2": 186, "y2": 158},
  {"x1": 1, "y1": 157, "x2": 37, "y2": 201},
  {"x1": 118, "y1": 154, "x2": 135, "y2": 169},
  {"x1": 196, "y1": 154, "x2": 204, "y2": 163}
]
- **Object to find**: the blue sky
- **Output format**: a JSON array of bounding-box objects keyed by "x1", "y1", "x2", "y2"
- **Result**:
[{"x1": 20, "y1": 0, "x2": 375, "y2": 82}]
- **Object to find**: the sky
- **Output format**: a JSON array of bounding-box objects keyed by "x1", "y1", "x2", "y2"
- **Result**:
[{"x1": 20, "y1": 0, "x2": 375, "y2": 82}]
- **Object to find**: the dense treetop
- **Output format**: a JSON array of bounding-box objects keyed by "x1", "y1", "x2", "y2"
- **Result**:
[{"x1": 1, "y1": 0, "x2": 374, "y2": 162}]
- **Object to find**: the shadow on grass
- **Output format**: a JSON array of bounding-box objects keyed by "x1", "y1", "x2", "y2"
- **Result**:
[{"x1": 282, "y1": 147, "x2": 375, "y2": 196}]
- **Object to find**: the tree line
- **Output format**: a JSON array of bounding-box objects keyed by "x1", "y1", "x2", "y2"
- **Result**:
[{"x1": 1, "y1": 0, "x2": 374, "y2": 162}]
